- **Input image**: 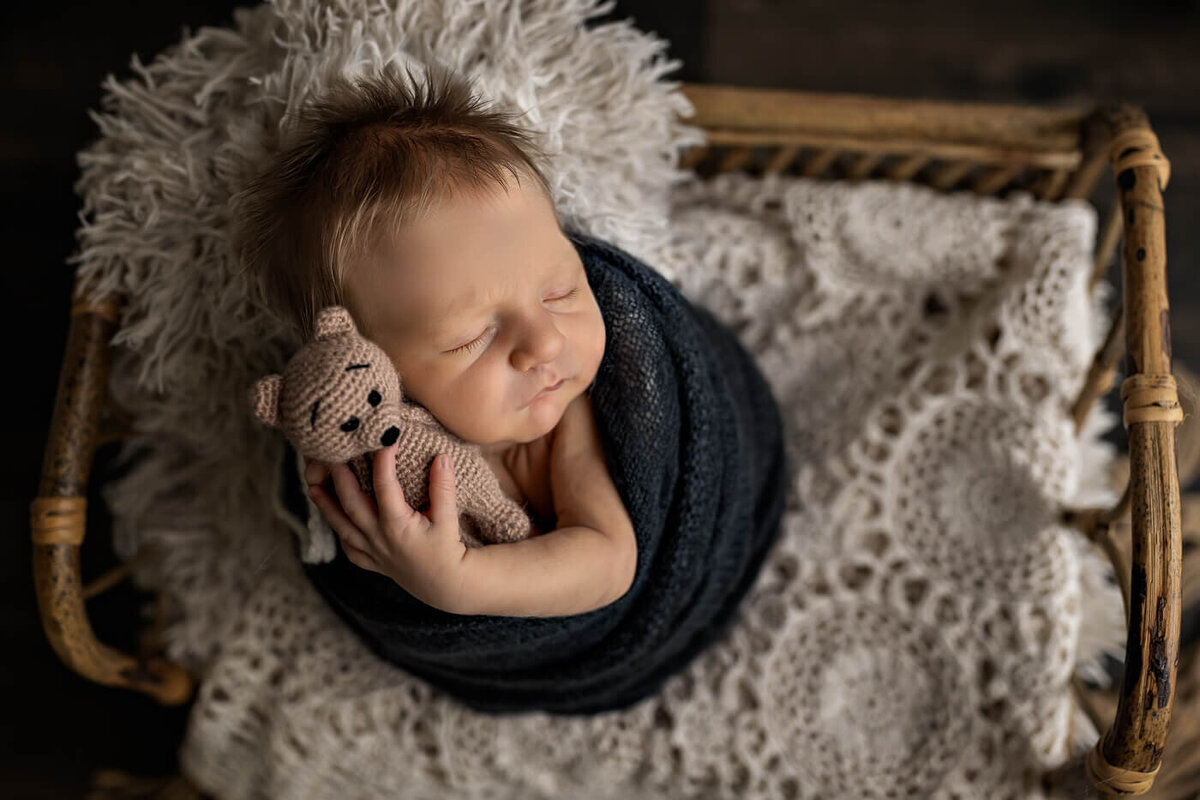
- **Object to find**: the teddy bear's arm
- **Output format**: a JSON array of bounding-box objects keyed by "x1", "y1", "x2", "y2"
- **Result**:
[{"x1": 441, "y1": 441, "x2": 532, "y2": 544}]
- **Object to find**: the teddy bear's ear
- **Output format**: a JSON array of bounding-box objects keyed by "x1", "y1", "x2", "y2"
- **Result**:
[
  {"x1": 250, "y1": 374, "x2": 284, "y2": 428},
  {"x1": 314, "y1": 306, "x2": 357, "y2": 340}
]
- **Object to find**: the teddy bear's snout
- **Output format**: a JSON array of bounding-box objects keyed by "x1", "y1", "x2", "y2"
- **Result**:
[{"x1": 358, "y1": 400, "x2": 404, "y2": 455}]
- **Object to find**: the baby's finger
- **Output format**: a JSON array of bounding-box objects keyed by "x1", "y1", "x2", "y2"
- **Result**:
[
  {"x1": 329, "y1": 462, "x2": 379, "y2": 536},
  {"x1": 427, "y1": 453, "x2": 459, "y2": 528},
  {"x1": 304, "y1": 457, "x2": 331, "y2": 488},
  {"x1": 373, "y1": 443, "x2": 417, "y2": 524},
  {"x1": 308, "y1": 484, "x2": 369, "y2": 548},
  {"x1": 341, "y1": 541, "x2": 379, "y2": 573},
  {"x1": 333, "y1": 516, "x2": 373, "y2": 555}
]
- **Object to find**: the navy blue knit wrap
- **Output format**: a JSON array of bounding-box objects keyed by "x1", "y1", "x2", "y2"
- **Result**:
[{"x1": 285, "y1": 231, "x2": 790, "y2": 715}]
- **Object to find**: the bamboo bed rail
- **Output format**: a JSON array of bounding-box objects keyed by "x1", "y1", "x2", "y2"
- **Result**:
[
  {"x1": 31, "y1": 287, "x2": 193, "y2": 706},
  {"x1": 1080, "y1": 106, "x2": 1179, "y2": 798},
  {"x1": 32, "y1": 82, "x2": 1180, "y2": 795}
]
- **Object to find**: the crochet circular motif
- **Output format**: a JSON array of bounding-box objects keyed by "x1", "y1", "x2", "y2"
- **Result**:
[
  {"x1": 763, "y1": 600, "x2": 972, "y2": 797},
  {"x1": 888, "y1": 399, "x2": 1067, "y2": 598},
  {"x1": 795, "y1": 182, "x2": 1009, "y2": 291}
]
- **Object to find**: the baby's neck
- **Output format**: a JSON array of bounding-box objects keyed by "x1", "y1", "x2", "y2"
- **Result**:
[
  {"x1": 478, "y1": 441, "x2": 513, "y2": 459},
  {"x1": 478, "y1": 429, "x2": 553, "y2": 460}
]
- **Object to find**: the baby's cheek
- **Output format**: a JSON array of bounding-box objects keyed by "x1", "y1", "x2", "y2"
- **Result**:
[{"x1": 450, "y1": 367, "x2": 513, "y2": 437}]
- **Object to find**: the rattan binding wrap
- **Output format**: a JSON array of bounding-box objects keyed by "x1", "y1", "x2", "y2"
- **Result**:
[
  {"x1": 1122, "y1": 374, "x2": 1184, "y2": 428},
  {"x1": 30, "y1": 496, "x2": 87, "y2": 546},
  {"x1": 1109, "y1": 128, "x2": 1170, "y2": 190},
  {"x1": 1088, "y1": 732, "x2": 1163, "y2": 795}
]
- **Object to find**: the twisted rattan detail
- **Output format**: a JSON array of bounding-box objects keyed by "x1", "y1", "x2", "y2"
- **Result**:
[
  {"x1": 30, "y1": 496, "x2": 87, "y2": 546},
  {"x1": 1121, "y1": 373, "x2": 1183, "y2": 428},
  {"x1": 1087, "y1": 734, "x2": 1161, "y2": 795},
  {"x1": 1109, "y1": 128, "x2": 1170, "y2": 191}
]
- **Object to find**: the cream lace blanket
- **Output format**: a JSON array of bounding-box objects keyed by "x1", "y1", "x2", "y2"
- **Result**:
[
  {"x1": 70, "y1": 1, "x2": 1126, "y2": 797},
  {"x1": 181, "y1": 175, "x2": 1127, "y2": 800}
]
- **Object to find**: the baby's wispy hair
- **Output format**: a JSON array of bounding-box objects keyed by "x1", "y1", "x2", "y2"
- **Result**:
[{"x1": 231, "y1": 61, "x2": 557, "y2": 341}]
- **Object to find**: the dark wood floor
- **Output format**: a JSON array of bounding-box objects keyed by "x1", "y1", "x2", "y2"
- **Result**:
[{"x1": 3, "y1": 1, "x2": 1197, "y2": 796}]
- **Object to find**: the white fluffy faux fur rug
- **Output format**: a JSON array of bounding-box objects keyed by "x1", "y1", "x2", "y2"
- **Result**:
[{"x1": 69, "y1": 1, "x2": 1126, "y2": 797}]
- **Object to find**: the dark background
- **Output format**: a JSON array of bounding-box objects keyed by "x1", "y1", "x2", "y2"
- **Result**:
[{"x1": 3, "y1": 1, "x2": 1197, "y2": 796}]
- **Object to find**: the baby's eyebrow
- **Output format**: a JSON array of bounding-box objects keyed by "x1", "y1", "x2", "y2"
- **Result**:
[
  {"x1": 431, "y1": 286, "x2": 493, "y2": 326},
  {"x1": 425, "y1": 298, "x2": 496, "y2": 346},
  {"x1": 428, "y1": 258, "x2": 578, "y2": 326}
]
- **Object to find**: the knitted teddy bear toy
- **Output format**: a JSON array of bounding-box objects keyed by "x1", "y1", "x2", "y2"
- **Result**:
[{"x1": 250, "y1": 305, "x2": 533, "y2": 549}]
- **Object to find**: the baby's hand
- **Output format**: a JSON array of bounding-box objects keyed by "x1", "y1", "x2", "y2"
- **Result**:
[{"x1": 305, "y1": 444, "x2": 470, "y2": 613}]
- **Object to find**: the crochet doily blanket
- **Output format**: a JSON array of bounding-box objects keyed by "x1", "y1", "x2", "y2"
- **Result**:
[
  {"x1": 68, "y1": 1, "x2": 1126, "y2": 797},
  {"x1": 181, "y1": 175, "x2": 1128, "y2": 800}
]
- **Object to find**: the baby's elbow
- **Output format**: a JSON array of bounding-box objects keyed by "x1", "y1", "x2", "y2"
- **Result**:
[{"x1": 606, "y1": 527, "x2": 638, "y2": 605}]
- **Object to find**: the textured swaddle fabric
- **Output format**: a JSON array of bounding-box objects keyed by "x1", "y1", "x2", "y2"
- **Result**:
[{"x1": 293, "y1": 230, "x2": 790, "y2": 714}]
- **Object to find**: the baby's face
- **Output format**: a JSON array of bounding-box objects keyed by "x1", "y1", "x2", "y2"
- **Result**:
[{"x1": 345, "y1": 173, "x2": 605, "y2": 448}]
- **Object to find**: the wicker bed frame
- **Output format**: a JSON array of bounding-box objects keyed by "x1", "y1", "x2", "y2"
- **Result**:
[{"x1": 32, "y1": 83, "x2": 1180, "y2": 797}]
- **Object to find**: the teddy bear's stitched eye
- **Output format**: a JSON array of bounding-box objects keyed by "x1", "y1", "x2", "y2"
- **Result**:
[
  {"x1": 340, "y1": 417, "x2": 360, "y2": 433},
  {"x1": 367, "y1": 389, "x2": 381, "y2": 407}
]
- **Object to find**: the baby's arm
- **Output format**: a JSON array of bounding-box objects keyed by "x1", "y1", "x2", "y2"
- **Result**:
[{"x1": 456, "y1": 394, "x2": 637, "y2": 617}]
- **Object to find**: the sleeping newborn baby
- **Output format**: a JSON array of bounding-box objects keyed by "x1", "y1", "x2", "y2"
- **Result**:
[
  {"x1": 236, "y1": 61, "x2": 788, "y2": 713},
  {"x1": 233, "y1": 63, "x2": 636, "y2": 618}
]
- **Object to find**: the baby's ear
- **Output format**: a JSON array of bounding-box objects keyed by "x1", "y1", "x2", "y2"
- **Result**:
[
  {"x1": 314, "y1": 306, "x2": 357, "y2": 341},
  {"x1": 250, "y1": 374, "x2": 283, "y2": 428}
]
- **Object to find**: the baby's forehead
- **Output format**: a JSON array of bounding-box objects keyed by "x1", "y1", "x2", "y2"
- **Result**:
[
  {"x1": 359, "y1": 264, "x2": 478, "y2": 339},
  {"x1": 360, "y1": 210, "x2": 579, "y2": 329}
]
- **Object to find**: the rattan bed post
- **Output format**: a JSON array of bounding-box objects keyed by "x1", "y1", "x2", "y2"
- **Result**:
[
  {"x1": 29, "y1": 276, "x2": 193, "y2": 705},
  {"x1": 1083, "y1": 104, "x2": 1182, "y2": 797},
  {"x1": 680, "y1": 84, "x2": 1185, "y2": 796}
]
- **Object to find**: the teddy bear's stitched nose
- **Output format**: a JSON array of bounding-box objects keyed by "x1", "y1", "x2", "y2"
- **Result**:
[{"x1": 381, "y1": 427, "x2": 400, "y2": 447}]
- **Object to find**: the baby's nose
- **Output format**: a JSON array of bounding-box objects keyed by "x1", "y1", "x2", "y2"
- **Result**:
[
  {"x1": 380, "y1": 426, "x2": 400, "y2": 447},
  {"x1": 511, "y1": 314, "x2": 566, "y2": 372}
]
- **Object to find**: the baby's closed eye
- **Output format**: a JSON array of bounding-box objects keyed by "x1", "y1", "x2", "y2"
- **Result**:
[
  {"x1": 547, "y1": 287, "x2": 579, "y2": 302},
  {"x1": 444, "y1": 286, "x2": 582, "y2": 356},
  {"x1": 448, "y1": 327, "x2": 495, "y2": 355}
]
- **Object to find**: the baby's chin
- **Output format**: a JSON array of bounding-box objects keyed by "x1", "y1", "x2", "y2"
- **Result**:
[
  {"x1": 514, "y1": 384, "x2": 577, "y2": 440},
  {"x1": 461, "y1": 385, "x2": 578, "y2": 450}
]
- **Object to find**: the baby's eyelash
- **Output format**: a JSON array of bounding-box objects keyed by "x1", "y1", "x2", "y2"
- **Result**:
[
  {"x1": 450, "y1": 327, "x2": 494, "y2": 355},
  {"x1": 447, "y1": 289, "x2": 577, "y2": 355}
]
